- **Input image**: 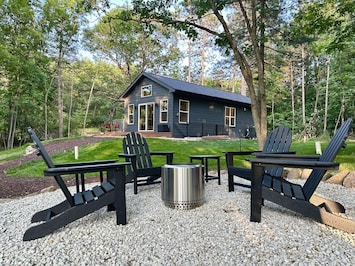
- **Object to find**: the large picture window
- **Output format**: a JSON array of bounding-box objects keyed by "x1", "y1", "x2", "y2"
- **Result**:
[
  {"x1": 141, "y1": 85, "x2": 152, "y2": 97},
  {"x1": 179, "y1": 99, "x2": 189, "y2": 124},
  {"x1": 225, "y1": 106, "x2": 236, "y2": 127},
  {"x1": 128, "y1": 104, "x2": 134, "y2": 124},
  {"x1": 160, "y1": 99, "x2": 168, "y2": 123}
]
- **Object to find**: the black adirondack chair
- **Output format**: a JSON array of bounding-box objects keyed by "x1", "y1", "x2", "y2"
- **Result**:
[
  {"x1": 119, "y1": 132, "x2": 174, "y2": 194},
  {"x1": 226, "y1": 126, "x2": 292, "y2": 191},
  {"x1": 24, "y1": 128, "x2": 130, "y2": 241},
  {"x1": 249, "y1": 118, "x2": 355, "y2": 233}
]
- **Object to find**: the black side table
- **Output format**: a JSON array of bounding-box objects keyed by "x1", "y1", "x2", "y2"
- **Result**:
[{"x1": 189, "y1": 155, "x2": 221, "y2": 185}]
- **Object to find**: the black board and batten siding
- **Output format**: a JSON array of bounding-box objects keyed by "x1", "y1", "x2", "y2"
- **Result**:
[{"x1": 121, "y1": 72, "x2": 254, "y2": 138}]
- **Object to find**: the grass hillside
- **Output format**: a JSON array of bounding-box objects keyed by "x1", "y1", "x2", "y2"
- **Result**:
[{"x1": 2, "y1": 137, "x2": 355, "y2": 178}]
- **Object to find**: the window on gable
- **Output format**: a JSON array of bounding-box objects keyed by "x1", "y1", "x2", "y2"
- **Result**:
[
  {"x1": 128, "y1": 104, "x2": 134, "y2": 124},
  {"x1": 179, "y1": 99, "x2": 189, "y2": 124},
  {"x1": 160, "y1": 99, "x2": 168, "y2": 123},
  {"x1": 225, "y1": 106, "x2": 236, "y2": 127},
  {"x1": 141, "y1": 84, "x2": 152, "y2": 97}
]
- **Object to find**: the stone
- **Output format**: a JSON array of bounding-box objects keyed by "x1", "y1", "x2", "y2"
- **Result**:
[
  {"x1": 40, "y1": 186, "x2": 57, "y2": 193},
  {"x1": 321, "y1": 172, "x2": 332, "y2": 181},
  {"x1": 25, "y1": 145, "x2": 36, "y2": 155},
  {"x1": 343, "y1": 172, "x2": 355, "y2": 188},
  {"x1": 286, "y1": 169, "x2": 301, "y2": 179},
  {"x1": 324, "y1": 171, "x2": 349, "y2": 185},
  {"x1": 300, "y1": 169, "x2": 312, "y2": 179}
]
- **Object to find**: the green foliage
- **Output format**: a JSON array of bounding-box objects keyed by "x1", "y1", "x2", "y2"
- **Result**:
[
  {"x1": 0, "y1": 0, "x2": 354, "y2": 151},
  {"x1": 84, "y1": 7, "x2": 182, "y2": 78},
  {"x1": 294, "y1": 0, "x2": 354, "y2": 52}
]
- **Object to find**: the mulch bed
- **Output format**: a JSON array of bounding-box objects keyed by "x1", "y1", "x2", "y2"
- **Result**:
[{"x1": 0, "y1": 137, "x2": 114, "y2": 199}]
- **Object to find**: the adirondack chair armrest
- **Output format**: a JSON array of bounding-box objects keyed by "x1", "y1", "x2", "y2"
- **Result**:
[
  {"x1": 251, "y1": 151, "x2": 296, "y2": 156},
  {"x1": 118, "y1": 153, "x2": 136, "y2": 159},
  {"x1": 247, "y1": 158, "x2": 339, "y2": 169},
  {"x1": 54, "y1": 159, "x2": 118, "y2": 168},
  {"x1": 224, "y1": 151, "x2": 260, "y2": 167},
  {"x1": 150, "y1": 152, "x2": 174, "y2": 164},
  {"x1": 44, "y1": 162, "x2": 130, "y2": 176},
  {"x1": 118, "y1": 153, "x2": 138, "y2": 171},
  {"x1": 118, "y1": 154, "x2": 137, "y2": 163},
  {"x1": 251, "y1": 153, "x2": 320, "y2": 160}
]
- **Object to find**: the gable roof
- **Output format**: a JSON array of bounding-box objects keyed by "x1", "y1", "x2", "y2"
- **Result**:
[{"x1": 120, "y1": 71, "x2": 251, "y2": 106}]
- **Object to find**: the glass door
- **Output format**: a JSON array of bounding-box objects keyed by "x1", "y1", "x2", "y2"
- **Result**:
[{"x1": 139, "y1": 103, "x2": 154, "y2": 131}]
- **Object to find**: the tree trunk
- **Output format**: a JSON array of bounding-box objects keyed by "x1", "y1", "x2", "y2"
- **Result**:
[
  {"x1": 323, "y1": 56, "x2": 331, "y2": 134},
  {"x1": 290, "y1": 60, "x2": 295, "y2": 132},
  {"x1": 314, "y1": 57, "x2": 321, "y2": 115},
  {"x1": 211, "y1": 0, "x2": 268, "y2": 149},
  {"x1": 68, "y1": 77, "x2": 74, "y2": 137},
  {"x1": 45, "y1": 76, "x2": 55, "y2": 140},
  {"x1": 7, "y1": 106, "x2": 16, "y2": 149},
  {"x1": 301, "y1": 44, "x2": 306, "y2": 125},
  {"x1": 83, "y1": 76, "x2": 96, "y2": 135},
  {"x1": 201, "y1": 30, "x2": 206, "y2": 85},
  {"x1": 57, "y1": 53, "x2": 64, "y2": 138}
]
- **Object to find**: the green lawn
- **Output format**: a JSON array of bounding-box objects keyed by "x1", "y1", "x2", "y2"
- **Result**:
[{"x1": 3, "y1": 137, "x2": 355, "y2": 178}]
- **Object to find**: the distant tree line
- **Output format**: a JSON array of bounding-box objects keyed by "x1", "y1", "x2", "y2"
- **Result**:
[{"x1": 0, "y1": 0, "x2": 353, "y2": 149}]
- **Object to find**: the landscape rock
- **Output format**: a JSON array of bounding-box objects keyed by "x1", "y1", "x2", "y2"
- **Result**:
[
  {"x1": 300, "y1": 169, "x2": 312, "y2": 179},
  {"x1": 40, "y1": 186, "x2": 57, "y2": 193},
  {"x1": 25, "y1": 145, "x2": 36, "y2": 155},
  {"x1": 286, "y1": 168, "x2": 301, "y2": 179},
  {"x1": 343, "y1": 172, "x2": 355, "y2": 188},
  {"x1": 324, "y1": 171, "x2": 349, "y2": 185},
  {"x1": 321, "y1": 172, "x2": 332, "y2": 181}
]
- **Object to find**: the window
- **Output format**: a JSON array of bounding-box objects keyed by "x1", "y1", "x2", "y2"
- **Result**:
[
  {"x1": 138, "y1": 103, "x2": 154, "y2": 131},
  {"x1": 128, "y1": 104, "x2": 134, "y2": 124},
  {"x1": 179, "y1": 99, "x2": 189, "y2": 124},
  {"x1": 225, "y1": 106, "x2": 236, "y2": 127},
  {"x1": 141, "y1": 85, "x2": 152, "y2": 97},
  {"x1": 160, "y1": 99, "x2": 168, "y2": 123}
]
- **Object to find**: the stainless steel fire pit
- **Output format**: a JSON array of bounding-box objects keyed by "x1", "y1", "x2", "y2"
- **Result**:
[{"x1": 161, "y1": 164, "x2": 205, "y2": 210}]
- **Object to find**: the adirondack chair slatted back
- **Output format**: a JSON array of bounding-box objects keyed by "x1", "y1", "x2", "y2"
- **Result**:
[
  {"x1": 302, "y1": 118, "x2": 352, "y2": 200},
  {"x1": 262, "y1": 126, "x2": 292, "y2": 153},
  {"x1": 123, "y1": 132, "x2": 153, "y2": 171},
  {"x1": 27, "y1": 128, "x2": 74, "y2": 206},
  {"x1": 262, "y1": 126, "x2": 292, "y2": 178}
]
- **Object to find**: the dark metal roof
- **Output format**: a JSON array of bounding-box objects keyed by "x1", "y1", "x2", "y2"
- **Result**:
[{"x1": 120, "y1": 71, "x2": 251, "y2": 106}]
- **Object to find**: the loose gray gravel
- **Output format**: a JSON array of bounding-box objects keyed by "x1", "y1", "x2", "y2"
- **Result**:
[{"x1": 0, "y1": 176, "x2": 354, "y2": 265}]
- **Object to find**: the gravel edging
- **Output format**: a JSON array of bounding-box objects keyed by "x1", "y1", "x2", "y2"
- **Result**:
[{"x1": 0, "y1": 176, "x2": 354, "y2": 265}]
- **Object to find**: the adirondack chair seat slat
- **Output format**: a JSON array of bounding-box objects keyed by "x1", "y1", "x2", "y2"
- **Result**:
[
  {"x1": 74, "y1": 193, "x2": 85, "y2": 205},
  {"x1": 291, "y1": 184, "x2": 305, "y2": 200},
  {"x1": 83, "y1": 190, "x2": 95, "y2": 202},
  {"x1": 226, "y1": 126, "x2": 292, "y2": 191},
  {"x1": 248, "y1": 118, "x2": 355, "y2": 233},
  {"x1": 281, "y1": 182, "x2": 293, "y2": 197},
  {"x1": 92, "y1": 185, "x2": 105, "y2": 198},
  {"x1": 101, "y1": 181, "x2": 115, "y2": 192},
  {"x1": 24, "y1": 128, "x2": 129, "y2": 241},
  {"x1": 262, "y1": 175, "x2": 272, "y2": 187},
  {"x1": 272, "y1": 178, "x2": 282, "y2": 193}
]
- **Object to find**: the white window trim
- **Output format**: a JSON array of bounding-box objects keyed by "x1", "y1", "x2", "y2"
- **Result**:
[
  {"x1": 128, "y1": 104, "x2": 134, "y2": 125},
  {"x1": 225, "y1": 106, "x2": 236, "y2": 127},
  {"x1": 179, "y1": 99, "x2": 190, "y2": 124},
  {"x1": 141, "y1": 84, "x2": 152, "y2": 97},
  {"x1": 160, "y1": 99, "x2": 168, "y2": 123}
]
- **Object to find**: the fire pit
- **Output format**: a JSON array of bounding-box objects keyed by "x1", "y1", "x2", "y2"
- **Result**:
[{"x1": 161, "y1": 164, "x2": 205, "y2": 210}]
